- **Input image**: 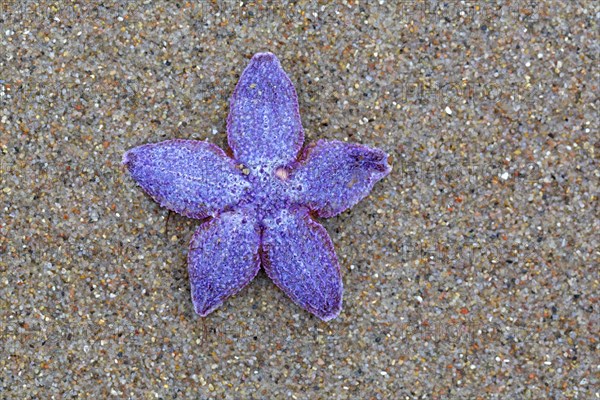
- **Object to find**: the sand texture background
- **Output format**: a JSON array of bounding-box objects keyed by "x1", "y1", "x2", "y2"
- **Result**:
[{"x1": 1, "y1": 1, "x2": 598, "y2": 398}]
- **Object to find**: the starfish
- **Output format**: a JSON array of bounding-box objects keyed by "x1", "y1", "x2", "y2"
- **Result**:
[{"x1": 123, "y1": 53, "x2": 391, "y2": 321}]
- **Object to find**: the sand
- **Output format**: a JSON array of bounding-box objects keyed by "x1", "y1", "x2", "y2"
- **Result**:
[{"x1": 1, "y1": 1, "x2": 598, "y2": 398}]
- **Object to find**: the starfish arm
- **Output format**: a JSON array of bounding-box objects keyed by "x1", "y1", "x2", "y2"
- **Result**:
[
  {"x1": 261, "y1": 208, "x2": 343, "y2": 321},
  {"x1": 188, "y1": 210, "x2": 261, "y2": 316},
  {"x1": 123, "y1": 139, "x2": 250, "y2": 219},
  {"x1": 290, "y1": 140, "x2": 391, "y2": 218},
  {"x1": 227, "y1": 52, "x2": 304, "y2": 168}
]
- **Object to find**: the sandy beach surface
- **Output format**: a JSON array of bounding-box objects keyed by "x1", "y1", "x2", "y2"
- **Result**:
[{"x1": 1, "y1": 1, "x2": 598, "y2": 398}]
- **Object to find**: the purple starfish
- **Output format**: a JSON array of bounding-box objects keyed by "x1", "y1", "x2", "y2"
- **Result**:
[{"x1": 123, "y1": 53, "x2": 391, "y2": 321}]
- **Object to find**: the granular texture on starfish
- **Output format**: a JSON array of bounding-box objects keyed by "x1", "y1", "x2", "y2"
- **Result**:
[
  {"x1": 261, "y1": 207, "x2": 343, "y2": 321},
  {"x1": 123, "y1": 52, "x2": 391, "y2": 321},
  {"x1": 188, "y1": 210, "x2": 261, "y2": 316},
  {"x1": 122, "y1": 140, "x2": 249, "y2": 219},
  {"x1": 291, "y1": 140, "x2": 391, "y2": 218},
  {"x1": 227, "y1": 52, "x2": 304, "y2": 169}
]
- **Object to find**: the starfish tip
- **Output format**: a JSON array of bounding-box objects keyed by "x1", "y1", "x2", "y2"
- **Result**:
[
  {"x1": 250, "y1": 51, "x2": 280, "y2": 65},
  {"x1": 320, "y1": 309, "x2": 342, "y2": 322},
  {"x1": 193, "y1": 299, "x2": 219, "y2": 317},
  {"x1": 121, "y1": 149, "x2": 135, "y2": 167}
]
